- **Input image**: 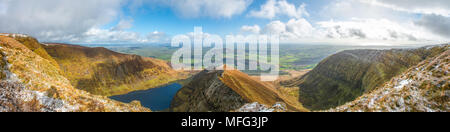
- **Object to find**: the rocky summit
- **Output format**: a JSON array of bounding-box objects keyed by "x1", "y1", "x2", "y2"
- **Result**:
[{"x1": 170, "y1": 69, "x2": 308, "y2": 112}]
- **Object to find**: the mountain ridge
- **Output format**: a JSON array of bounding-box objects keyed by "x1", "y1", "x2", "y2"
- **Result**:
[
  {"x1": 329, "y1": 48, "x2": 449, "y2": 112},
  {"x1": 170, "y1": 68, "x2": 308, "y2": 112},
  {"x1": 0, "y1": 35, "x2": 150, "y2": 112},
  {"x1": 43, "y1": 43, "x2": 190, "y2": 96},
  {"x1": 283, "y1": 44, "x2": 449, "y2": 110}
]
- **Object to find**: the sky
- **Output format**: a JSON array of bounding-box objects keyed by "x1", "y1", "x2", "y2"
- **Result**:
[{"x1": 0, "y1": 0, "x2": 449, "y2": 45}]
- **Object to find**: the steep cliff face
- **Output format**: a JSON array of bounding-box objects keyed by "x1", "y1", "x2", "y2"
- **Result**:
[
  {"x1": 170, "y1": 69, "x2": 308, "y2": 112},
  {"x1": 43, "y1": 43, "x2": 188, "y2": 96},
  {"x1": 329, "y1": 49, "x2": 449, "y2": 112},
  {"x1": 283, "y1": 45, "x2": 448, "y2": 110},
  {"x1": 0, "y1": 36, "x2": 150, "y2": 112}
]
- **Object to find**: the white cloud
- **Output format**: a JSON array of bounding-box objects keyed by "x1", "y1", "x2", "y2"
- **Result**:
[
  {"x1": 316, "y1": 18, "x2": 447, "y2": 43},
  {"x1": 263, "y1": 21, "x2": 286, "y2": 34},
  {"x1": 320, "y1": 0, "x2": 411, "y2": 21},
  {"x1": 286, "y1": 19, "x2": 314, "y2": 38},
  {"x1": 312, "y1": 0, "x2": 449, "y2": 45},
  {"x1": 147, "y1": 31, "x2": 170, "y2": 43},
  {"x1": 0, "y1": 0, "x2": 173, "y2": 44},
  {"x1": 415, "y1": 14, "x2": 450, "y2": 38},
  {"x1": 0, "y1": 0, "x2": 123, "y2": 43},
  {"x1": 249, "y1": 0, "x2": 309, "y2": 19},
  {"x1": 111, "y1": 19, "x2": 134, "y2": 31},
  {"x1": 0, "y1": 0, "x2": 8, "y2": 15},
  {"x1": 254, "y1": 17, "x2": 446, "y2": 44},
  {"x1": 76, "y1": 28, "x2": 173, "y2": 44},
  {"x1": 261, "y1": 18, "x2": 315, "y2": 42},
  {"x1": 81, "y1": 28, "x2": 147, "y2": 44},
  {"x1": 241, "y1": 25, "x2": 261, "y2": 34},
  {"x1": 361, "y1": 0, "x2": 450, "y2": 17}
]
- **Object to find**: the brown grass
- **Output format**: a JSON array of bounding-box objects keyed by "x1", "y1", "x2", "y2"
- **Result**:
[{"x1": 220, "y1": 70, "x2": 309, "y2": 112}]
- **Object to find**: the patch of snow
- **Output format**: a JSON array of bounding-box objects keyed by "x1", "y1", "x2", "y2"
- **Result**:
[
  {"x1": 1, "y1": 53, "x2": 21, "y2": 83},
  {"x1": 272, "y1": 102, "x2": 287, "y2": 111},
  {"x1": 394, "y1": 79, "x2": 412, "y2": 90},
  {"x1": 16, "y1": 88, "x2": 79, "y2": 112},
  {"x1": 368, "y1": 97, "x2": 376, "y2": 109},
  {"x1": 236, "y1": 102, "x2": 287, "y2": 112},
  {"x1": 0, "y1": 49, "x2": 79, "y2": 112}
]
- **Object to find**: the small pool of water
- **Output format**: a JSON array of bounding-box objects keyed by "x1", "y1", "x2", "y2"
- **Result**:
[{"x1": 109, "y1": 83, "x2": 183, "y2": 111}]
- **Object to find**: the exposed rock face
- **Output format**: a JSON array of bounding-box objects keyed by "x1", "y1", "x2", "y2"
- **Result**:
[
  {"x1": 283, "y1": 45, "x2": 449, "y2": 110},
  {"x1": 329, "y1": 49, "x2": 449, "y2": 112},
  {"x1": 170, "y1": 70, "x2": 247, "y2": 112},
  {"x1": 0, "y1": 35, "x2": 150, "y2": 112},
  {"x1": 235, "y1": 102, "x2": 287, "y2": 112},
  {"x1": 170, "y1": 69, "x2": 308, "y2": 112},
  {"x1": 43, "y1": 43, "x2": 188, "y2": 96}
]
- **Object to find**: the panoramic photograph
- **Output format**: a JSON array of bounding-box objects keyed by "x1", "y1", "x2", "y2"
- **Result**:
[{"x1": 0, "y1": 0, "x2": 449, "y2": 118}]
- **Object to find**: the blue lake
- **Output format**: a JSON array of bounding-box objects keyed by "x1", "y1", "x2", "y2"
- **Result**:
[{"x1": 109, "y1": 83, "x2": 183, "y2": 111}]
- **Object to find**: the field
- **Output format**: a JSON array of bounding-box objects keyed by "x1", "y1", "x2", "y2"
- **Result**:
[{"x1": 80, "y1": 43, "x2": 420, "y2": 72}]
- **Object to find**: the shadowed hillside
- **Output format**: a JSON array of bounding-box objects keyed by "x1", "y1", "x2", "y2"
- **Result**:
[
  {"x1": 170, "y1": 68, "x2": 308, "y2": 112},
  {"x1": 0, "y1": 35, "x2": 150, "y2": 112},
  {"x1": 43, "y1": 43, "x2": 189, "y2": 96},
  {"x1": 283, "y1": 45, "x2": 449, "y2": 110}
]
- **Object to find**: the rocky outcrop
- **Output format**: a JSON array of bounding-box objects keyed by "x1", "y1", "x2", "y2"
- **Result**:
[
  {"x1": 235, "y1": 102, "x2": 288, "y2": 112},
  {"x1": 170, "y1": 69, "x2": 308, "y2": 112}
]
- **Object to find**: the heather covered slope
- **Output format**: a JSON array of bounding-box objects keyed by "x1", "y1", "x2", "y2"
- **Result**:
[
  {"x1": 329, "y1": 49, "x2": 449, "y2": 112},
  {"x1": 283, "y1": 45, "x2": 449, "y2": 110},
  {"x1": 12, "y1": 36, "x2": 60, "y2": 69},
  {"x1": 0, "y1": 36, "x2": 150, "y2": 112},
  {"x1": 43, "y1": 43, "x2": 188, "y2": 96},
  {"x1": 170, "y1": 69, "x2": 308, "y2": 112}
]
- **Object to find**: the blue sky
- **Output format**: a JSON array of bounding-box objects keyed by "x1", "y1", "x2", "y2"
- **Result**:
[
  {"x1": 0, "y1": 0, "x2": 449, "y2": 45},
  {"x1": 115, "y1": 0, "x2": 325, "y2": 35},
  {"x1": 115, "y1": 0, "x2": 272, "y2": 35}
]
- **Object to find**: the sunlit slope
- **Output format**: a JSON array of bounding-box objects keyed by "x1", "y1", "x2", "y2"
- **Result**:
[
  {"x1": 170, "y1": 69, "x2": 308, "y2": 112},
  {"x1": 284, "y1": 45, "x2": 448, "y2": 110},
  {"x1": 329, "y1": 49, "x2": 449, "y2": 112},
  {"x1": 4, "y1": 35, "x2": 60, "y2": 69},
  {"x1": 43, "y1": 43, "x2": 187, "y2": 96},
  {"x1": 0, "y1": 36, "x2": 150, "y2": 112}
]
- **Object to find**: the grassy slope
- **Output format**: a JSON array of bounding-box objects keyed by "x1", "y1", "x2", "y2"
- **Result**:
[
  {"x1": 329, "y1": 49, "x2": 449, "y2": 112},
  {"x1": 221, "y1": 70, "x2": 309, "y2": 112},
  {"x1": 43, "y1": 43, "x2": 189, "y2": 96},
  {"x1": 287, "y1": 45, "x2": 449, "y2": 110},
  {"x1": 170, "y1": 69, "x2": 308, "y2": 112},
  {"x1": 0, "y1": 36, "x2": 150, "y2": 112},
  {"x1": 12, "y1": 36, "x2": 60, "y2": 69}
]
